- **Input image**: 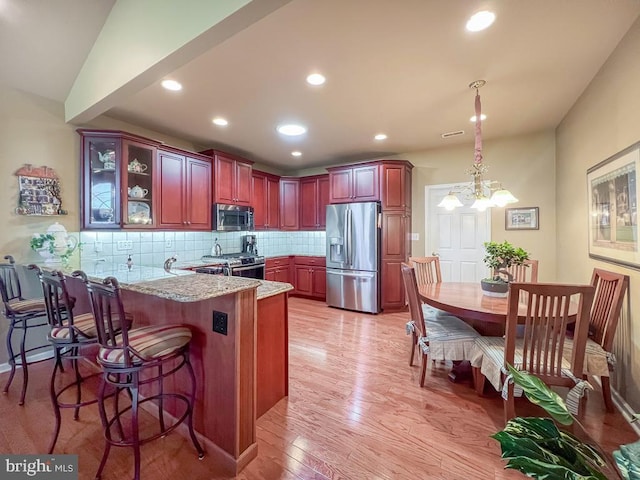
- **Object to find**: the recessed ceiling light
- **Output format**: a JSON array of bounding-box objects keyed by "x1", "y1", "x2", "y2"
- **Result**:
[
  {"x1": 161, "y1": 79, "x2": 182, "y2": 91},
  {"x1": 466, "y1": 11, "x2": 495, "y2": 32},
  {"x1": 291, "y1": 151, "x2": 302, "y2": 157},
  {"x1": 374, "y1": 133, "x2": 387, "y2": 141},
  {"x1": 306, "y1": 73, "x2": 326, "y2": 86},
  {"x1": 212, "y1": 117, "x2": 228, "y2": 126},
  {"x1": 470, "y1": 114, "x2": 487, "y2": 122},
  {"x1": 277, "y1": 124, "x2": 307, "y2": 136}
]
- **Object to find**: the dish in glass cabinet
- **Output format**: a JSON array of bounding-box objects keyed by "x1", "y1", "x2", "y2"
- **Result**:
[{"x1": 127, "y1": 201, "x2": 151, "y2": 224}]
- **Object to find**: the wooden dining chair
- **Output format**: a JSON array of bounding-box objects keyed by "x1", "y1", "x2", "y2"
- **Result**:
[
  {"x1": 401, "y1": 263, "x2": 479, "y2": 387},
  {"x1": 471, "y1": 282, "x2": 595, "y2": 423},
  {"x1": 564, "y1": 268, "x2": 629, "y2": 412},
  {"x1": 504, "y1": 259, "x2": 538, "y2": 283},
  {"x1": 409, "y1": 256, "x2": 442, "y2": 284}
]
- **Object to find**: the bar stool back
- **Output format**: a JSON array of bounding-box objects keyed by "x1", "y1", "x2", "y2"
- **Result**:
[
  {"x1": 30, "y1": 266, "x2": 110, "y2": 453},
  {"x1": 78, "y1": 273, "x2": 204, "y2": 480},
  {"x1": 0, "y1": 255, "x2": 48, "y2": 405}
]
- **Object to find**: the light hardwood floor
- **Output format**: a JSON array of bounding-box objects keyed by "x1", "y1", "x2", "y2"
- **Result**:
[{"x1": 0, "y1": 297, "x2": 635, "y2": 479}]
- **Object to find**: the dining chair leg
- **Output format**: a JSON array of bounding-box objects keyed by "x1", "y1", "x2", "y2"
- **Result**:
[
  {"x1": 601, "y1": 376, "x2": 615, "y2": 413},
  {"x1": 18, "y1": 325, "x2": 29, "y2": 405},
  {"x1": 503, "y1": 383, "x2": 516, "y2": 424},
  {"x1": 419, "y1": 354, "x2": 427, "y2": 388},
  {"x1": 48, "y1": 349, "x2": 63, "y2": 454},
  {"x1": 472, "y1": 367, "x2": 486, "y2": 395},
  {"x1": 409, "y1": 333, "x2": 416, "y2": 366},
  {"x1": 3, "y1": 321, "x2": 16, "y2": 394}
]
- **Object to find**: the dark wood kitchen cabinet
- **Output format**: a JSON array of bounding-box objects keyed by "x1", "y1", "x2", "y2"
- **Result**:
[
  {"x1": 79, "y1": 129, "x2": 158, "y2": 229},
  {"x1": 265, "y1": 257, "x2": 292, "y2": 283},
  {"x1": 279, "y1": 178, "x2": 299, "y2": 230},
  {"x1": 327, "y1": 163, "x2": 379, "y2": 203},
  {"x1": 299, "y1": 174, "x2": 330, "y2": 230},
  {"x1": 157, "y1": 149, "x2": 211, "y2": 230},
  {"x1": 293, "y1": 256, "x2": 326, "y2": 300},
  {"x1": 201, "y1": 150, "x2": 253, "y2": 206},
  {"x1": 252, "y1": 170, "x2": 280, "y2": 230},
  {"x1": 381, "y1": 210, "x2": 411, "y2": 309},
  {"x1": 380, "y1": 161, "x2": 412, "y2": 210}
]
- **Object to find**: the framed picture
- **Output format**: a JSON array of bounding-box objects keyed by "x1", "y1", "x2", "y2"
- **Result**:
[
  {"x1": 505, "y1": 207, "x2": 539, "y2": 230},
  {"x1": 587, "y1": 141, "x2": 640, "y2": 269}
]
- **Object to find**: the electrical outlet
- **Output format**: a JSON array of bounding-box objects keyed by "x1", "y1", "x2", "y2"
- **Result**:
[
  {"x1": 212, "y1": 311, "x2": 228, "y2": 335},
  {"x1": 165, "y1": 239, "x2": 173, "y2": 249},
  {"x1": 116, "y1": 240, "x2": 133, "y2": 251},
  {"x1": 410, "y1": 232, "x2": 419, "y2": 241}
]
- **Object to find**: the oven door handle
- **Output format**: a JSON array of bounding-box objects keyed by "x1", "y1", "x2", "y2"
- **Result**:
[{"x1": 231, "y1": 264, "x2": 264, "y2": 272}]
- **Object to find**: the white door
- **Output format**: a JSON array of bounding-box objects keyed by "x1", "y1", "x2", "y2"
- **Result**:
[{"x1": 426, "y1": 184, "x2": 491, "y2": 282}]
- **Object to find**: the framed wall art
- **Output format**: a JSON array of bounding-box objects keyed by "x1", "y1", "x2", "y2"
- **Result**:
[
  {"x1": 14, "y1": 164, "x2": 67, "y2": 216},
  {"x1": 587, "y1": 140, "x2": 640, "y2": 268},
  {"x1": 505, "y1": 207, "x2": 539, "y2": 230}
]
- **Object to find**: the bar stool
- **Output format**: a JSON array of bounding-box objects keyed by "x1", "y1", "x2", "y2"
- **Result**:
[
  {"x1": 78, "y1": 272, "x2": 204, "y2": 480},
  {"x1": 30, "y1": 266, "x2": 131, "y2": 453},
  {"x1": 0, "y1": 255, "x2": 49, "y2": 405}
]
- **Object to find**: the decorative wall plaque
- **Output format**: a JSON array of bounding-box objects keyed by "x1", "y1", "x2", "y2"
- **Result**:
[{"x1": 14, "y1": 164, "x2": 68, "y2": 216}]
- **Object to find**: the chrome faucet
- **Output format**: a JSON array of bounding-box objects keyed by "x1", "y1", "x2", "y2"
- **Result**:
[{"x1": 164, "y1": 255, "x2": 178, "y2": 273}]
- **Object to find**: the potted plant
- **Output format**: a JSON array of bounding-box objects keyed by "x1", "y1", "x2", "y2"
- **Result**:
[
  {"x1": 30, "y1": 233, "x2": 57, "y2": 262},
  {"x1": 492, "y1": 365, "x2": 620, "y2": 479},
  {"x1": 481, "y1": 240, "x2": 530, "y2": 296}
]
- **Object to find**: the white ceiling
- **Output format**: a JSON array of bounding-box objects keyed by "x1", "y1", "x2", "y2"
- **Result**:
[{"x1": 2, "y1": 0, "x2": 640, "y2": 172}]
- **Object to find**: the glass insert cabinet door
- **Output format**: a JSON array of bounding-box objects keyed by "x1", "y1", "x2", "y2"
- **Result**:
[
  {"x1": 123, "y1": 141, "x2": 154, "y2": 227},
  {"x1": 84, "y1": 136, "x2": 121, "y2": 228}
]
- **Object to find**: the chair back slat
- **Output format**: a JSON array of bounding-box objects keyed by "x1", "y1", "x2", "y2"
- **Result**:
[
  {"x1": 409, "y1": 257, "x2": 441, "y2": 285},
  {"x1": 504, "y1": 259, "x2": 538, "y2": 283},
  {"x1": 506, "y1": 282, "x2": 595, "y2": 386},
  {"x1": 590, "y1": 268, "x2": 628, "y2": 350},
  {"x1": 75, "y1": 272, "x2": 133, "y2": 365},
  {"x1": 30, "y1": 266, "x2": 81, "y2": 340},
  {"x1": 0, "y1": 255, "x2": 22, "y2": 305},
  {"x1": 401, "y1": 263, "x2": 426, "y2": 338}
]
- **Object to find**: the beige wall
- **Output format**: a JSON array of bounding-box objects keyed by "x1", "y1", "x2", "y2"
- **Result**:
[
  {"x1": 396, "y1": 130, "x2": 557, "y2": 281},
  {"x1": 557, "y1": 16, "x2": 640, "y2": 409}
]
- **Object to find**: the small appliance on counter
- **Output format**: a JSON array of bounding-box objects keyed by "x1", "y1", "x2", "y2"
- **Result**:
[{"x1": 242, "y1": 235, "x2": 257, "y2": 255}]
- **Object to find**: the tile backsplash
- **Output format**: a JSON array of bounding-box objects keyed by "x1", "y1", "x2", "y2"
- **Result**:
[{"x1": 79, "y1": 230, "x2": 326, "y2": 267}]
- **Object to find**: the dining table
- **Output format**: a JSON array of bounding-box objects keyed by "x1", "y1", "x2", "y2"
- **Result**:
[{"x1": 417, "y1": 282, "x2": 610, "y2": 386}]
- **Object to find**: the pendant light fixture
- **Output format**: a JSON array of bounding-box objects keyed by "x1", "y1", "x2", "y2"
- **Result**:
[{"x1": 438, "y1": 80, "x2": 518, "y2": 211}]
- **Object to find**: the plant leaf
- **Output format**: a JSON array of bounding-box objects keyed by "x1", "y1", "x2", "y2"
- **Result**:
[
  {"x1": 504, "y1": 456, "x2": 605, "y2": 480},
  {"x1": 506, "y1": 364, "x2": 573, "y2": 425}
]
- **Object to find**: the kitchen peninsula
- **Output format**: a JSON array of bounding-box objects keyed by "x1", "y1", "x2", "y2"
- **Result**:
[{"x1": 65, "y1": 267, "x2": 292, "y2": 474}]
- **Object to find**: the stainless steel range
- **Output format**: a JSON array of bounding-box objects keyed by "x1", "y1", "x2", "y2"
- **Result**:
[{"x1": 197, "y1": 253, "x2": 265, "y2": 279}]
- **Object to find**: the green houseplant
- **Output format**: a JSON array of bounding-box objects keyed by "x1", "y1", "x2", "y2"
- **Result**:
[
  {"x1": 481, "y1": 240, "x2": 530, "y2": 295},
  {"x1": 493, "y1": 365, "x2": 612, "y2": 479}
]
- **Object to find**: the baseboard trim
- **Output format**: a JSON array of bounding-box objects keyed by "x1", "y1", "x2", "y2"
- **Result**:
[
  {"x1": 590, "y1": 376, "x2": 640, "y2": 436},
  {"x1": 0, "y1": 350, "x2": 55, "y2": 374}
]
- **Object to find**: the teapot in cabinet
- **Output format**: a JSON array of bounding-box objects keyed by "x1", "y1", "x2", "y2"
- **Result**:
[
  {"x1": 128, "y1": 185, "x2": 149, "y2": 198},
  {"x1": 97, "y1": 150, "x2": 116, "y2": 170}
]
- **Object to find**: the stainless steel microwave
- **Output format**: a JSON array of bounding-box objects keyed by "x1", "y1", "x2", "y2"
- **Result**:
[{"x1": 213, "y1": 204, "x2": 254, "y2": 231}]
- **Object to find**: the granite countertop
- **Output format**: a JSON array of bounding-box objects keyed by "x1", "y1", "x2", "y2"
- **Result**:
[{"x1": 50, "y1": 260, "x2": 294, "y2": 303}]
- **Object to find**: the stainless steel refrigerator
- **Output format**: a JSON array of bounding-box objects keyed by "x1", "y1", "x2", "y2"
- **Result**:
[{"x1": 326, "y1": 201, "x2": 381, "y2": 314}]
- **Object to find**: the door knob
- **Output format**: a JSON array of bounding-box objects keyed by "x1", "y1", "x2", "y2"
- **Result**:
[{"x1": 431, "y1": 252, "x2": 439, "y2": 256}]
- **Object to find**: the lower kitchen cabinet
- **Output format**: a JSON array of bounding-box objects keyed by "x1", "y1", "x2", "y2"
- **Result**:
[
  {"x1": 265, "y1": 256, "x2": 292, "y2": 283},
  {"x1": 292, "y1": 256, "x2": 326, "y2": 300}
]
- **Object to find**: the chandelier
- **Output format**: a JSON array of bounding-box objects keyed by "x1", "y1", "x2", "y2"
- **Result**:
[{"x1": 438, "y1": 80, "x2": 518, "y2": 212}]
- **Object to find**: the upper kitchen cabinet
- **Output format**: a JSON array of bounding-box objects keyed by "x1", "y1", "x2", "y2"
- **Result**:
[
  {"x1": 279, "y1": 177, "x2": 299, "y2": 230},
  {"x1": 299, "y1": 174, "x2": 330, "y2": 230},
  {"x1": 201, "y1": 150, "x2": 253, "y2": 206},
  {"x1": 252, "y1": 170, "x2": 280, "y2": 230},
  {"x1": 79, "y1": 130, "x2": 158, "y2": 229},
  {"x1": 157, "y1": 149, "x2": 212, "y2": 230},
  {"x1": 380, "y1": 161, "x2": 413, "y2": 210},
  {"x1": 327, "y1": 163, "x2": 379, "y2": 204}
]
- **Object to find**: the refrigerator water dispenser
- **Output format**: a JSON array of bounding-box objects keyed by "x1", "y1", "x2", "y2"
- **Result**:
[{"x1": 329, "y1": 237, "x2": 344, "y2": 263}]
